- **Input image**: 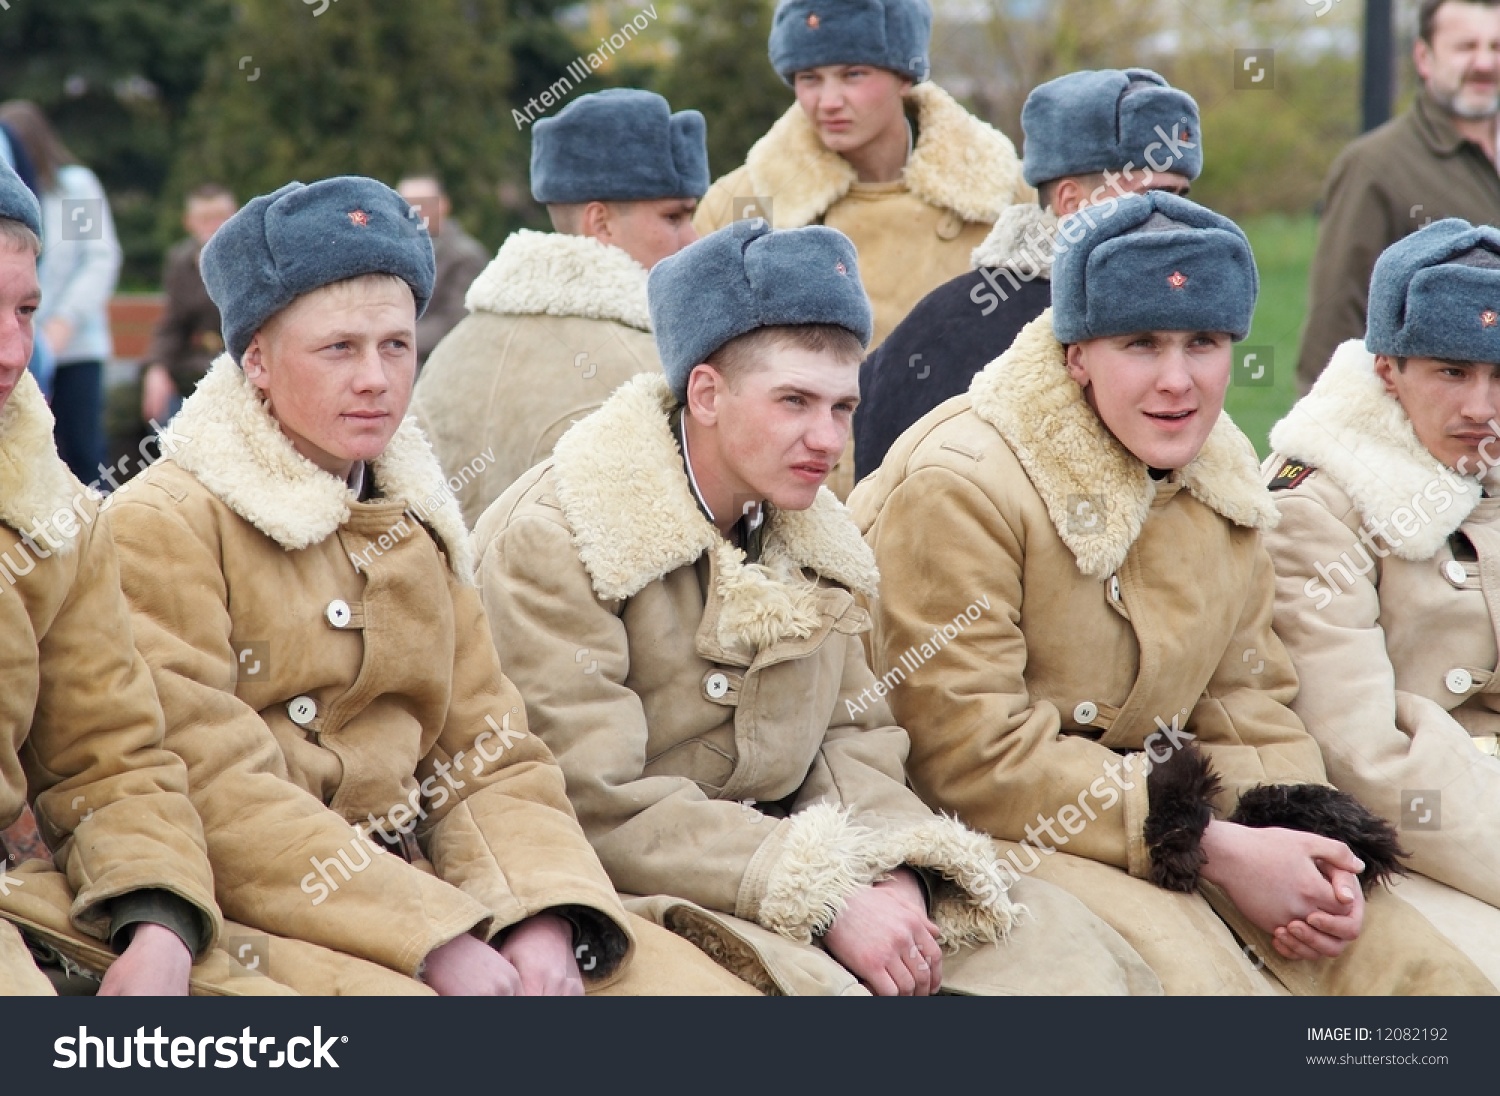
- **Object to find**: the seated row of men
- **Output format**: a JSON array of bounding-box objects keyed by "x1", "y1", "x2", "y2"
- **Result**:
[{"x1": 3, "y1": 0, "x2": 1500, "y2": 996}]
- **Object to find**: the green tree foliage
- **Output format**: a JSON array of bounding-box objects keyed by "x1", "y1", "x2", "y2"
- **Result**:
[
  {"x1": 0, "y1": 0, "x2": 235, "y2": 285},
  {"x1": 653, "y1": 0, "x2": 789, "y2": 178},
  {"x1": 175, "y1": 0, "x2": 522, "y2": 252}
]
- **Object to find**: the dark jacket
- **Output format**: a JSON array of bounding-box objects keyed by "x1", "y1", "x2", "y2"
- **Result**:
[
  {"x1": 1297, "y1": 91, "x2": 1500, "y2": 393},
  {"x1": 854, "y1": 205, "x2": 1056, "y2": 482},
  {"x1": 143, "y1": 238, "x2": 223, "y2": 400},
  {"x1": 418, "y1": 220, "x2": 488, "y2": 365}
]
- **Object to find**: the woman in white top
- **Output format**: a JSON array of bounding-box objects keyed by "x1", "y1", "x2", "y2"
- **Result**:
[{"x1": 0, "y1": 101, "x2": 121, "y2": 484}]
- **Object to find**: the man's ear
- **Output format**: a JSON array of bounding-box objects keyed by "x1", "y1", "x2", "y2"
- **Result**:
[
  {"x1": 1373, "y1": 353, "x2": 1400, "y2": 396},
  {"x1": 684, "y1": 363, "x2": 724, "y2": 426},
  {"x1": 241, "y1": 335, "x2": 271, "y2": 392},
  {"x1": 1413, "y1": 37, "x2": 1433, "y2": 83},
  {"x1": 1065, "y1": 342, "x2": 1090, "y2": 387},
  {"x1": 580, "y1": 201, "x2": 615, "y2": 244}
]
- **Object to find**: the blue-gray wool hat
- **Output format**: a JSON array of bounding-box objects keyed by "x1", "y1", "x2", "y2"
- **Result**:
[
  {"x1": 531, "y1": 89, "x2": 709, "y2": 205},
  {"x1": 649, "y1": 219, "x2": 873, "y2": 400},
  {"x1": 1365, "y1": 219, "x2": 1500, "y2": 364},
  {"x1": 200, "y1": 175, "x2": 434, "y2": 364},
  {"x1": 768, "y1": 0, "x2": 932, "y2": 84},
  {"x1": 1022, "y1": 68, "x2": 1202, "y2": 188},
  {"x1": 1051, "y1": 191, "x2": 1258, "y2": 344},
  {"x1": 0, "y1": 155, "x2": 40, "y2": 238}
]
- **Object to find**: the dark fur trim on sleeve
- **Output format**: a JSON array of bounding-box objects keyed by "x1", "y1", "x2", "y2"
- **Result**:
[
  {"x1": 1144, "y1": 740, "x2": 1223, "y2": 893},
  {"x1": 553, "y1": 906, "x2": 631, "y2": 981},
  {"x1": 1228, "y1": 784, "x2": 1407, "y2": 890}
]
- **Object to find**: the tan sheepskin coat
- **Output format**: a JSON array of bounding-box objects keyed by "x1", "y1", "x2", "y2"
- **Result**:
[{"x1": 472, "y1": 372, "x2": 1163, "y2": 996}]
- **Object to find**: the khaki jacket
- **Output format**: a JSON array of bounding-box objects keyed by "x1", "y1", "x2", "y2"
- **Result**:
[
  {"x1": 473, "y1": 374, "x2": 1036, "y2": 993},
  {"x1": 412, "y1": 231, "x2": 659, "y2": 528},
  {"x1": 105, "y1": 357, "x2": 635, "y2": 989},
  {"x1": 0, "y1": 373, "x2": 222, "y2": 986},
  {"x1": 695, "y1": 83, "x2": 1028, "y2": 502},
  {"x1": 850, "y1": 313, "x2": 1326, "y2": 875},
  {"x1": 1265, "y1": 339, "x2": 1500, "y2": 906}
]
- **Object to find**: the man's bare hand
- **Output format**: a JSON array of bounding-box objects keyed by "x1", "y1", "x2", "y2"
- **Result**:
[
  {"x1": 1201, "y1": 819, "x2": 1366, "y2": 959},
  {"x1": 97, "y1": 923, "x2": 192, "y2": 996},
  {"x1": 420, "y1": 931, "x2": 522, "y2": 996},
  {"x1": 141, "y1": 364, "x2": 177, "y2": 425},
  {"x1": 497, "y1": 912, "x2": 585, "y2": 996},
  {"x1": 822, "y1": 867, "x2": 943, "y2": 996},
  {"x1": 1273, "y1": 862, "x2": 1365, "y2": 961}
]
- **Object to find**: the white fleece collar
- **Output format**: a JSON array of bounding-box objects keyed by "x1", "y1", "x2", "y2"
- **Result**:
[
  {"x1": 969, "y1": 311, "x2": 1278, "y2": 579},
  {"x1": 548, "y1": 374, "x2": 879, "y2": 648},
  {"x1": 1269, "y1": 339, "x2": 1484, "y2": 560},
  {"x1": 463, "y1": 229, "x2": 651, "y2": 331},
  {"x1": 0, "y1": 371, "x2": 83, "y2": 555},
  {"x1": 744, "y1": 82, "x2": 1024, "y2": 228},
  {"x1": 969, "y1": 203, "x2": 1059, "y2": 278},
  {"x1": 163, "y1": 355, "x2": 475, "y2": 581}
]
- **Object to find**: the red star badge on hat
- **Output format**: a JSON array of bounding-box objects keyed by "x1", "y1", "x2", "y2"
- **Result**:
[
  {"x1": 807, "y1": 13, "x2": 820, "y2": 27},
  {"x1": 347, "y1": 209, "x2": 369, "y2": 228},
  {"x1": 835, "y1": 260, "x2": 846, "y2": 275},
  {"x1": 1484, "y1": 309, "x2": 1498, "y2": 328},
  {"x1": 1168, "y1": 271, "x2": 1188, "y2": 289}
]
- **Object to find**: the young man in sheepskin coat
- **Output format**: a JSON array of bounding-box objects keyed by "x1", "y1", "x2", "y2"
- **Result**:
[
  {"x1": 855, "y1": 68, "x2": 1198, "y2": 480},
  {"x1": 1264, "y1": 218, "x2": 1500, "y2": 986},
  {"x1": 693, "y1": 0, "x2": 1030, "y2": 497},
  {"x1": 852, "y1": 192, "x2": 1495, "y2": 995},
  {"x1": 104, "y1": 175, "x2": 753, "y2": 996},
  {"x1": 0, "y1": 159, "x2": 284, "y2": 996},
  {"x1": 412, "y1": 89, "x2": 705, "y2": 527},
  {"x1": 473, "y1": 217, "x2": 1162, "y2": 996}
]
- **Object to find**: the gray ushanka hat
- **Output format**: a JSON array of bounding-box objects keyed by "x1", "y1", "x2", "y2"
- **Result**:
[
  {"x1": 1366, "y1": 218, "x2": 1500, "y2": 364},
  {"x1": 1051, "y1": 191, "x2": 1258, "y2": 344},
  {"x1": 649, "y1": 219, "x2": 873, "y2": 400},
  {"x1": 530, "y1": 89, "x2": 709, "y2": 205},
  {"x1": 200, "y1": 175, "x2": 435, "y2": 364}
]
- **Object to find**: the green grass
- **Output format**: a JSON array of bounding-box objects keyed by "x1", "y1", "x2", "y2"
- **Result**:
[{"x1": 1225, "y1": 213, "x2": 1319, "y2": 458}]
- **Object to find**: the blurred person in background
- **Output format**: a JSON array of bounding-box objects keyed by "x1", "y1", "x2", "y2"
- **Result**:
[
  {"x1": 395, "y1": 173, "x2": 487, "y2": 369},
  {"x1": 139, "y1": 184, "x2": 237, "y2": 426},
  {"x1": 1297, "y1": 0, "x2": 1500, "y2": 393},
  {"x1": 412, "y1": 89, "x2": 705, "y2": 527},
  {"x1": 0, "y1": 100, "x2": 121, "y2": 485}
]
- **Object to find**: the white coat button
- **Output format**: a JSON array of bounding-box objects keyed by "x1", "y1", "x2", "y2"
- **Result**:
[
  {"x1": 1446, "y1": 669, "x2": 1474, "y2": 695},
  {"x1": 287, "y1": 696, "x2": 318, "y2": 725},
  {"x1": 326, "y1": 599, "x2": 352, "y2": 628},
  {"x1": 705, "y1": 672, "x2": 730, "y2": 700},
  {"x1": 1445, "y1": 561, "x2": 1468, "y2": 586},
  {"x1": 1108, "y1": 575, "x2": 1122, "y2": 602},
  {"x1": 1074, "y1": 701, "x2": 1099, "y2": 725}
]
